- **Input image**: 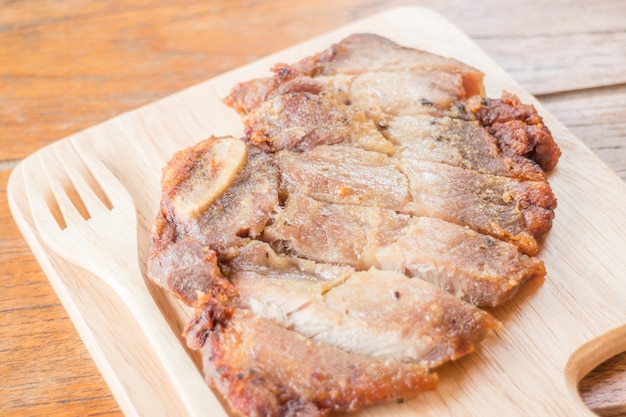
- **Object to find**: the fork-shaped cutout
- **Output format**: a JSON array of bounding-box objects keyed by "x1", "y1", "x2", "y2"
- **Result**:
[{"x1": 24, "y1": 140, "x2": 226, "y2": 417}]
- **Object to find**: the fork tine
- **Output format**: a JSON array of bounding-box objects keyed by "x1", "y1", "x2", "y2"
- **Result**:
[
  {"x1": 39, "y1": 152, "x2": 88, "y2": 228},
  {"x1": 70, "y1": 139, "x2": 133, "y2": 212},
  {"x1": 25, "y1": 169, "x2": 65, "y2": 234},
  {"x1": 23, "y1": 151, "x2": 79, "y2": 235},
  {"x1": 53, "y1": 146, "x2": 110, "y2": 218}
]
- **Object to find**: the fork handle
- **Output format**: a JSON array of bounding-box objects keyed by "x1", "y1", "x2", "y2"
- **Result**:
[{"x1": 113, "y1": 272, "x2": 228, "y2": 417}]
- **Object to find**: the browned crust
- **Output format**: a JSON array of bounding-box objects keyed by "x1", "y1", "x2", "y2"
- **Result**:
[
  {"x1": 476, "y1": 91, "x2": 561, "y2": 171},
  {"x1": 147, "y1": 234, "x2": 236, "y2": 307},
  {"x1": 185, "y1": 304, "x2": 438, "y2": 417}
]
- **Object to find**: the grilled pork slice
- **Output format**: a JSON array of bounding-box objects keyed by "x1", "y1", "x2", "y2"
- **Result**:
[
  {"x1": 400, "y1": 159, "x2": 556, "y2": 255},
  {"x1": 225, "y1": 33, "x2": 485, "y2": 116},
  {"x1": 264, "y1": 193, "x2": 544, "y2": 306},
  {"x1": 241, "y1": 89, "x2": 348, "y2": 152},
  {"x1": 264, "y1": 192, "x2": 410, "y2": 269},
  {"x1": 148, "y1": 136, "x2": 278, "y2": 305},
  {"x1": 241, "y1": 86, "x2": 397, "y2": 154},
  {"x1": 225, "y1": 241, "x2": 499, "y2": 367},
  {"x1": 374, "y1": 218, "x2": 546, "y2": 306},
  {"x1": 347, "y1": 69, "x2": 479, "y2": 121},
  {"x1": 292, "y1": 33, "x2": 485, "y2": 96},
  {"x1": 274, "y1": 144, "x2": 555, "y2": 255},
  {"x1": 185, "y1": 304, "x2": 438, "y2": 417},
  {"x1": 276, "y1": 144, "x2": 411, "y2": 211},
  {"x1": 386, "y1": 115, "x2": 546, "y2": 181}
]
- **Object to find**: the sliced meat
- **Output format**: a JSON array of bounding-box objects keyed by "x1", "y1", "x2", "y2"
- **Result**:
[
  {"x1": 224, "y1": 34, "x2": 485, "y2": 117},
  {"x1": 240, "y1": 86, "x2": 395, "y2": 154},
  {"x1": 348, "y1": 70, "x2": 478, "y2": 120},
  {"x1": 321, "y1": 269, "x2": 499, "y2": 364},
  {"x1": 184, "y1": 144, "x2": 278, "y2": 252},
  {"x1": 276, "y1": 145, "x2": 411, "y2": 211},
  {"x1": 264, "y1": 193, "x2": 545, "y2": 306},
  {"x1": 399, "y1": 159, "x2": 556, "y2": 255},
  {"x1": 385, "y1": 115, "x2": 546, "y2": 181},
  {"x1": 242, "y1": 91, "x2": 351, "y2": 152},
  {"x1": 153, "y1": 136, "x2": 279, "y2": 254},
  {"x1": 226, "y1": 241, "x2": 499, "y2": 367},
  {"x1": 147, "y1": 34, "x2": 561, "y2": 417},
  {"x1": 375, "y1": 217, "x2": 546, "y2": 306},
  {"x1": 147, "y1": 236, "x2": 235, "y2": 307},
  {"x1": 185, "y1": 304, "x2": 438, "y2": 417},
  {"x1": 275, "y1": 144, "x2": 555, "y2": 255},
  {"x1": 292, "y1": 33, "x2": 485, "y2": 98},
  {"x1": 264, "y1": 193, "x2": 410, "y2": 269},
  {"x1": 147, "y1": 137, "x2": 279, "y2": 304}
]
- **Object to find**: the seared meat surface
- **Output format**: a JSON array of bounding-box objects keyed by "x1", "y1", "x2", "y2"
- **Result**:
[
  {"x1": 476, "y1": 91, "x2": 561, "y2": 171},
  {"x1": 273, "y1": 143, "x2": 556, "y2": 255},
  {"x1": 387, "y1": 115, "x2": 547, "y2": 181},
  {"x1": 147, "y1": 34, "x2": 560, "y2": 417},
  {"x1": 266, "y1": 193, "x2": 545, "y2": 306},
  {"x1": 400, "y1": 159, "x2": 556, "y2": 255},
  {"x1": 276, "y1": 145, "x2": 411, "y2": 211},
  {"x1": 227, "y1": 241, "x2": 499, "y2": 366},
  {"x1": 186, "y1": 304, "x2": 438, "y2": 417}
]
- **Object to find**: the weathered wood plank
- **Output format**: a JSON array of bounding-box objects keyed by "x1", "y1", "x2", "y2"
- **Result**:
[
  {"x1": 438, "y1": 0, "x2": 626, "y2": 94},
  {"x1": 539, "y1": 85, "x2": 626, "y2": 181},
  {"x1": 476, "y1": 33, "x2": 626, "y2": 95}
]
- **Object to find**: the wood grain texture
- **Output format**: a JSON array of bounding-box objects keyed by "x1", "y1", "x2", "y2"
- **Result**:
[
  {"x1": 581, "y1": 353, "x2": 626, "y2": 417},
  {"x1": 1, "y1": 1, "x2": 625, "y2": 416},
  {"x1": 540, "y1": 86, "x2": 626, "y2": 181}
]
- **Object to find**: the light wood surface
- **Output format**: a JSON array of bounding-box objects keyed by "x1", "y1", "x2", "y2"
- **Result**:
[{"x1": 1, "y1": 1, "x2": 625, "y2": 416}]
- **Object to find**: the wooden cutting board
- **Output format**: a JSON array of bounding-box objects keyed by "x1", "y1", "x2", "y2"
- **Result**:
[{"x1": 8, "y1": 7, "x2": 626, "y2": 417}]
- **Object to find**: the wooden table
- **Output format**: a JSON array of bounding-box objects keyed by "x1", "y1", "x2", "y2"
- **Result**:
[{"x1": 1, "y1": 1, "x2": 625, "y2": 416}]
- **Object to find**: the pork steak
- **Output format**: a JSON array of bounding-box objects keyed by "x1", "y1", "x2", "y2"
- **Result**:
[{"x1": 147, "y1": 33, "x2": 560, "y2": 417}]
